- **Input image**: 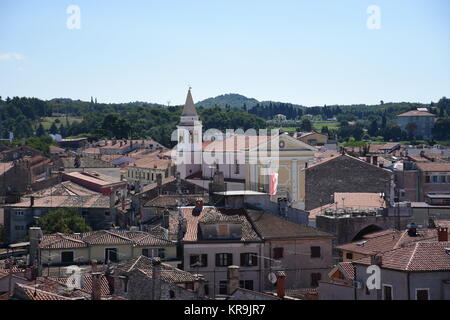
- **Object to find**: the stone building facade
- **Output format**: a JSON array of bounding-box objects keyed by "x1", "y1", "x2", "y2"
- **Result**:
[{"x1": 302, "y1": 154, "x2": 394, "y2": 211}]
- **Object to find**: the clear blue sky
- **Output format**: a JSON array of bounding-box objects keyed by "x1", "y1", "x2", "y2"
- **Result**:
[{"x1": 0, "y1": 0, "x2": 449, "y2": 106}]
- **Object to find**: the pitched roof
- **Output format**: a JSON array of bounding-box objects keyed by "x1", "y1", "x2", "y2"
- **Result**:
[
  {"x1": 6, "y1": 194, "x2": 110, "y2": 209},
  {"x1": 39, "y1": 229, "x2": 174, "y2": 249},
  {"x1": 336, "y1": 228, "x2": 438, "y2": 255},
  {"x1": 118, "y1": 255, "x2": 198, "y2": 283},
  {"x1": 181, "y1": 207, "x2": 261, "y2": 242},
  {"x1": 415, "y1": 162, "x2": 450, "y2": 172},
  {"x1": 396, "y1": 110, "x2": 435, "y2": 117},
  {"x1": 246, "y1": 210, "x2": 333, "y2": 239},
  {"x1": 14, "y1": 283, "x2": 77, "y2": 300},
  {"x1": 30, "y1": 181, "x2": 99, "y2": 197},
  {"x1": 338, "y1": 262, "x2": 355, "y2": 280},
  {"x1": 182, "y1": 89, "x2": 198, "y2": 116},
  {"x1": 202, "y1": 135, "x2": 274, "y2": 152},
  {"x1": 353, "y1": 241, "x2": 450, "y2": 271}
]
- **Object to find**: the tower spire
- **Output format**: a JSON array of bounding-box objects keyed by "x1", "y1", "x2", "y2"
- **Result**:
[{"x1": 182, "y1": 88, "x2": 197, "y2": 117}]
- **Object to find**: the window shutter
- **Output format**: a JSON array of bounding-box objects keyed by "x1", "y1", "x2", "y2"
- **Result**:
[
  {"x1": 201, "y1": 254, "x2": 208, "y2": 267},
  {"x1": 215, "y1": 254, "x2": 220, "y2": 266},
  {"x1": 240, "y1": 253, "x2": 245, "y2": 266},
  {"x1": 227, "y1": 253, "x2": 233, "y2": 266},
  {"x1": 251, "y1": 253, "x2": 257, "y2": 266},
  {"x1": 190, "y1": 255, "x2": 196, "y2": 266}
]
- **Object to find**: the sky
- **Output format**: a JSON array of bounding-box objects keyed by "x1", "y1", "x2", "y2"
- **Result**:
[{"x1": 0, "y1": 0, "x2": 449, "y2": 106}]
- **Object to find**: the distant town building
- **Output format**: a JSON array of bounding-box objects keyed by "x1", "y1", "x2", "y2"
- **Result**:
[{"x1": 395, "y1": 109, "x2": 435, "y2": 140}]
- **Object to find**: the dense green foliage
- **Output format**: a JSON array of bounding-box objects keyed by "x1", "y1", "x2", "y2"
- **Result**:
[
  {"x1": 35, "y1": 208, "x2": 92, "y2": 234},
  {"x1": 0, "y1": 95, "x2": 449, "y2": 147}
]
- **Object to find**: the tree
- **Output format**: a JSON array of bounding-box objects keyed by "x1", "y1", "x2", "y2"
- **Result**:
[
  {"x1": 432, "y1": 118, "x2": 450, "y2": 140},
  {"x1": 405, "y1": 122, "x2": 418, "y2": 138},
  {"x1": 300, "y1": 119, "x2": 312, "y2": 131},
  {"x1": 368, "y1": 119, "x2": 378, "y2": 137},
  {"x1": 35, "y1": 208, "x2": 91, "y2": 234},
  {"x1": 49, "y1": 122, "x2": 58, "y2": 134},
  {"x1": 36, "y1": 123, "x2": 46, "y2": 137}
]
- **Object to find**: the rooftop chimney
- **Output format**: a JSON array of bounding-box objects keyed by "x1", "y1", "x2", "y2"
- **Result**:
[
  {"x1": 407, "y1": 223, "x2": 418, "y2": 237},
  {"x1": 276, "y1": 271, "x2": 286, "y2": 299},
  {"x1": 372, "y1": 156, "x2": 378, "y2": 166},
  {"x1": 192, "y1": 198, "x2": 204, "y2": 216},
  {"x1": 29, "y1": 227, "x2": 43, "y2": 267},
  {"x1": 152, "y1": 258, "x2": 161, "y2": 300},
  {"x1": 227, "y1": 265, "x2": 240, "y2": 296},
  {"x1": 105, "y1": 265, "x2": 115, "y2": 295},
  {"x1": 370, "y1": 254, "x2": 383, "y2": 266},
  {"x1": 91, "y1": 259, "x2": 97, "y2": 272},
  {"x1": 438, "y1": 227, "x2": 449, "y2": 242},
  {"x1": 91, "y1": 272, "x2": 102, "y2": 300}
]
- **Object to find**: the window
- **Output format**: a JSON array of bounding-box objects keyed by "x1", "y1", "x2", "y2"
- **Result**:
[
  {"x1": 346, "y1": 252, "x2": 353, "y2": 260},
  {"x1": 14, "y1": 211, "x2": 24, "y2": 216},
  {"x1": 190, "y1": 254, "x2": 208, "y2": 268},
  {"x1": 432, "y1": 176, "x2": 438, "y2": 183},
  {"x1": 158, "y1": 248, "x2": 165, "y2": 259},
  {"x1": 216, "y1": 253, "x2": 233, "y2": 267},
  {"x1": 383, "y1": 285, "x2": 393, "y2": 300},
  {"x1": 219, "y1": 281, "x2": 228, "y2": 295},
  {"x1": 234, "y1": 160, "x2": 240, "y2": 174},
  {"x1": 217, "y1": 224, "x2": 228, "y2": 237},
  {"x1": 81, "y1": 210, "x2": 88, "y2": 217},
  {"x1": 425, "y1": 176, "x2": 431, "y2": 183},
  {"x1": 142, "y1": 249, "x2": 150, "y2": 257},
  {"x1": 105, "y1": 248, "x2": 118, "y2": 263},
  {"x1": 311, "y1": 273, "x2": 322, "y2": 287},
  {"x1": 273, "y1": 247, "x2": 284, "y2": 259},
  {"x1": 239, "y1": 280, "x2": 254, "y2": 290},
  {"x1": 416, "y1": 289, "x2": 429, "y2": 300},
  {"x1": 240, "y1": 253, "x2": 258, "y2": 267},
  {"x1": 311, "y1": 246, "x2": 321, "y2": 258},
  {"x1": 440, "y1": 176, "x2": 446, "y2": 183},
  {"x1": 61, "y1": 251, "x2": 74, "y2": 264},
  {"x1": 14, "y1": 225, "x2": 25, "y2": 231},
  {"x1": 104, "y1": 211, "x2": 110, "y2": 216},
  {"x1": 169, "y1": 290, "x2": 175, "y2": 299}
]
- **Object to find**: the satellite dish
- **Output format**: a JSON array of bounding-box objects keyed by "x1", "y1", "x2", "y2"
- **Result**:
[{"x1": 268, "y1": 272, "x2": 277, "y2": 284}]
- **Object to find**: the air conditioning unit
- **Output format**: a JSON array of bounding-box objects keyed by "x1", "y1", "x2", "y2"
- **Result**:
[{"x1": 353, "y1": 280, "x2": 363, "y2": 289}]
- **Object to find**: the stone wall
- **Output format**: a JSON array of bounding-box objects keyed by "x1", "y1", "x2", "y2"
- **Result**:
[{"x1": 305, "y1": 155, "x2": 393, "y2": 211}]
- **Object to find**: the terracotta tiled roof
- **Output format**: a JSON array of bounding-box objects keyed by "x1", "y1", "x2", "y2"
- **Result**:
[
  {"x1": 338, "y1": 262, "x2": 355, "y2": 280},
  {"x1": 202, "y1": 135, "x2": 275, "y2": 152},
  {"x1": 354, "y1": 241, "x2": 450, "y2": 271},
  {"x1": 415, "y1": 162, "x2": 450, "y2": 172},
  {"x1": 181, "y1": 207, "x2": 261, "y2": 242},
  {"x1": 39, "y1": 233, "x2": 87, "y2": 249},
  {"x1": 39, "y1": 230, "x2": 174, "y2": 249},
  {"x1": 15, "y1": 283, "x2": 79, "y2": 300},
  {"x1": 396, "y1": 110, "x2": 435, "y2": 117},
  {"x1": 49, "y1": 274, "x2": 111, "y2": 297},
  {"x1": 6, "y1": 194, "x2": 110, "y2": 209},
  {"x1": 30, "y1": 181, "x2": 99, "y2": 197},
  {"x1": 118, "y1": 255, "x2": 198, "y2": 283},
  {"x1": 246, "y1": 209, "x2": 333, "y2": 239},
  {"x1": 336, "y1": 228, "x2": 438, "y2": 255}
]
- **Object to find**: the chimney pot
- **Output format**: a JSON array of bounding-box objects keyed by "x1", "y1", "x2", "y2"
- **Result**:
[
  {"x1": 438, "y1": 227, "x2": 449, "y2": 242},
  {"x1": 227, "y1": 265, "x2": 240, "y2": 296},
  {"x1": 276, "y1": 271, "x2": 286, "y2": 299}
]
